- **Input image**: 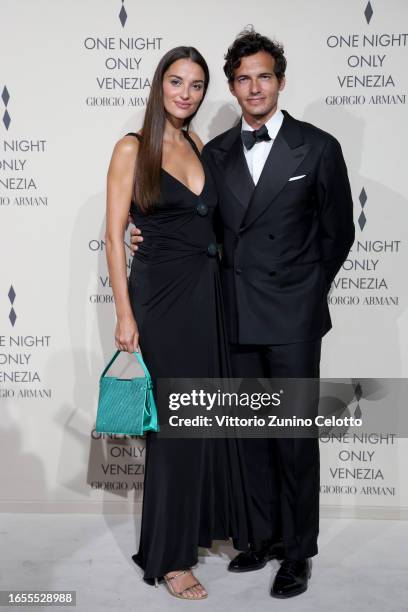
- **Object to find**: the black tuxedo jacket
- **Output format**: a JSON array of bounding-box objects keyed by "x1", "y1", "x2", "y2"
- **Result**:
[{"x1": 202, "y1": 110, "x2": 355, "y2": 345}]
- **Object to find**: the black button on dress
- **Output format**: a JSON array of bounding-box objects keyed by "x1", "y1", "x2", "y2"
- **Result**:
[{"x1": 125, "y1": 131, "x2": 251, "y2": 580}]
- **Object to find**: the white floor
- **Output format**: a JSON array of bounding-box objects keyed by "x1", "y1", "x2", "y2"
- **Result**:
[{"x1": 0, "y1": 514, "x2": 407, "y2": 612}]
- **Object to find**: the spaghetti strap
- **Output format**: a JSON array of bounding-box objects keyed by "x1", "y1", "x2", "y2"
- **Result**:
[
  {"x1": 126, "y1": 132, "x2": 141, "y2": 140},
  {"x1": 182, "y1": 130, "x2": 201, "y2": 160}
]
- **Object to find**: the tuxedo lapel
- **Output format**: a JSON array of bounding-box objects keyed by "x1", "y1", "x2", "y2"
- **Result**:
[
  {"x1": 240, "y1": 111, "x2": 310, "y2": 231},
  {"x1": 224, "y1": 134, "x2": 255, "y2": 211},
  {"x1": 210, "y1": 122, "x2": 255, "y2": 231}
]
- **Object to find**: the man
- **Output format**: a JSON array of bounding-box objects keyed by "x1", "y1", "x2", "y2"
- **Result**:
[{"x1": 130, "y1": 28, "x2": 355, "y2": 598}]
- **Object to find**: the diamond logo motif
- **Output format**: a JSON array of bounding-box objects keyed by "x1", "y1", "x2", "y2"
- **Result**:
[
  {"x1": 119, "y1": 1, "x2": 127, "y2": 27},
  {"x1": 9, "y1": 308, "x2": 17, "y2": 326},
  {"x1": 358, "y1": 188, "x2": 367, "y2": 230},
  {"x1": 1, "y1": 85, "x2": 10, "y2": 106},
  {"x1": 8, "y1": 285, "x2": 17, "y2": 326},
  {"x1": 364, "y1": 1, "x2": 373, "y2": 24},
  {"x1": 354, "y1": 404, "x2": 362, "y2": 419},
  {"x1": 3, "y1": 109, "x2": 10, "y2": 130},
  {"x1": 8, "y1": 285, "x2": 16, "y2": 304},
  {"x1": 359, "y1": 188, "x2": 367, "y2": 208}
]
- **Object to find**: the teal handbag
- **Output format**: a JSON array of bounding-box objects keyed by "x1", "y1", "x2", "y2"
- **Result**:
[{"x1": 95, "y1": 350, "x2": 159, "y2": 435}]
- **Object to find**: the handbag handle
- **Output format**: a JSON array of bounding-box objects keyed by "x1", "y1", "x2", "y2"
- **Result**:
[{"x1": 100, "y1": 350, "x2": 152, "y2": 383}]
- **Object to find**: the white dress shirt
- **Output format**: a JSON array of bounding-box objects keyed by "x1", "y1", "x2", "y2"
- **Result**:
[{"x1": 241, "y1": 109, "x2": 284, "y2": 185}]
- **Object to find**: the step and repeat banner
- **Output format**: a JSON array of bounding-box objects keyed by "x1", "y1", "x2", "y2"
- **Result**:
[{"x1": 1, "y1": 0, "x2": 407, "y2": 517}]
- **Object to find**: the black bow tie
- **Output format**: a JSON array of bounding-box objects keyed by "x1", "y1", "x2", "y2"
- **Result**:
[{"x1": 241, "y1": 124, "x2": 271, "y2": 150}]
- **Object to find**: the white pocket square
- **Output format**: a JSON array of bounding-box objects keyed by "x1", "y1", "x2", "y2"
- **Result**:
[{"x1": 288, "y1": 174, "x2": 306, "y2": 182}]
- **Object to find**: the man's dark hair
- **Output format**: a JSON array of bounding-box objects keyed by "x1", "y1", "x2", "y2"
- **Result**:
[{"x1": 223, "y1": 26, "x2": 286, "y2": 82}]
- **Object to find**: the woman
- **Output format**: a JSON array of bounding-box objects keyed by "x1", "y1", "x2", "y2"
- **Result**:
[{"x1": 105, "y1": 46, "x2": 250, "y2": 600}]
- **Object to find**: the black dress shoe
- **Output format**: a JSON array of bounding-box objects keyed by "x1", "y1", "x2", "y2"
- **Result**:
[
  {"x1": 271, "y1": 558, "x2": 311, "y2": 598},
  {"x1": 228, "y1": 541, "x2": 284, "y2": 573}
]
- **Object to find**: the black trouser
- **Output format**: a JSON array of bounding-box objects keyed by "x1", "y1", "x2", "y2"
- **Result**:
[{"x1": 230, "y1": 339, "x2": 322, "y2": 560}]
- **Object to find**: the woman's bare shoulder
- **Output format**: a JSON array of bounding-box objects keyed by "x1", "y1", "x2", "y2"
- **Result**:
[
  {"x1": 114, "y1": 133, "x2": 140, "y2": 156},
  {"x1": 109, "y1": 134, "x2": 140, "y2": 173}
]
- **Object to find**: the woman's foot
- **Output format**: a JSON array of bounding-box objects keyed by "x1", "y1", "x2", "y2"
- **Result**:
[{"x1": 163, "y1": 569, "x2": 208, "y2": 599}]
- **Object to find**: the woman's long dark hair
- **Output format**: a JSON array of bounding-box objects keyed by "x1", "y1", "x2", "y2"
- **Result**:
[{"x1": 134, "y1": 46, "x2": 209, "y2": 213}]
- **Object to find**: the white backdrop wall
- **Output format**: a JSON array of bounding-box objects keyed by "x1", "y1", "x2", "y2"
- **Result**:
[{"x1": 0, "y1": 0, "x2": 407, "y2": 517}]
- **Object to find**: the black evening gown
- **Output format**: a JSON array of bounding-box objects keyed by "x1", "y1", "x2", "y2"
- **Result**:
[{"x1": 126, "y1": 131, "x2": 251, "y2": 580}]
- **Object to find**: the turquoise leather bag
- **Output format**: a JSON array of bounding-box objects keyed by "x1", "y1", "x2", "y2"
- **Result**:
[{"x1": 95, "y1": 350, "x2": 159, "y2": 435}]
